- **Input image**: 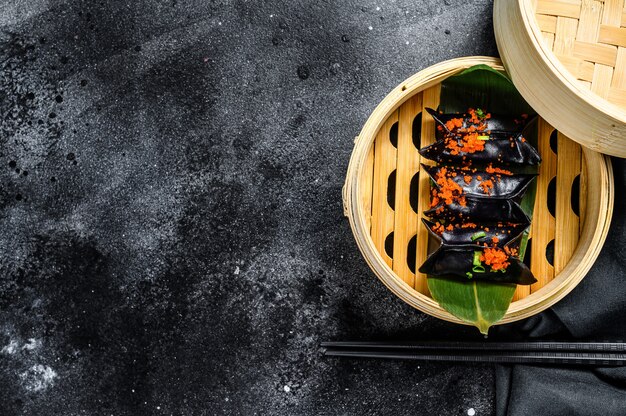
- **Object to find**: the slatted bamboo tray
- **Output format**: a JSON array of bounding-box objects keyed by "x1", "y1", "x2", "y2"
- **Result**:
[
  {"x1": 494, "y1": 0, "x2": 626, "y2": 157},
  {"x1": 343, "y1": 57, "x2": 614, "y2": 325}
]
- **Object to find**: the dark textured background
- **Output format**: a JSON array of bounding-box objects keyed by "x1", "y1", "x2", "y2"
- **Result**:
[{"x1": 0, "y1": 1, "x2": 506, "y2": 414}]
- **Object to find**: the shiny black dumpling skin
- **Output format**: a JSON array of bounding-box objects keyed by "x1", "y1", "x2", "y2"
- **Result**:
[
  {"x1": 426, "y1": 107, "x2": 535, "y2": 141},
  {"x1": 418, "y1": 245, "x2": 536, "y2": 285},
  {"x1": 419, "y1": 135, "x2": 541, "y2": 166},
  {"x1": 425, "y1": 195, "x2": 530, "y2": 224},
  {"x1": 422, "y1": 218, "x2": 528, "y2": 248},
  {"x1": 423, "y1": 164, "x2": 536, "y2": 199}
]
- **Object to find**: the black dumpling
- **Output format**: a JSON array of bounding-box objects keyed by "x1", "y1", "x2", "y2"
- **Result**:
[
  {"x1": 426, "y1": 107, "x2": 535, "y2": 141},
  {"x1": 421, "y1": 107, "x2": 541, "y2": 166},
  {"x1": 423, "y1": 164, "x2": 536, "y2": 199},
  {"x1": 419, "y1": 136, "x2": 541, "y2": 166},
  {"x1": 418, "y1": 245, "x2": 536, "y2": 285},
  {"x1": 422, "y1": 218, "x2": 528, "y2": 249},
  {"x1": 424, "y1": 195, "x2": 530, "y2": 224}
]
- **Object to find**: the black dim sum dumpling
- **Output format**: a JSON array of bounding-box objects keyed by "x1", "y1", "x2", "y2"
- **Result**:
[
  {"x1": 422, "y1": 218, "x2": 527, "y2": 249},
  {"x1": 418, "y1": 245, "x2": 536, "y2": 285},
  {"x1": 423, "y1": 164, "x2": 536, "y2": 199},
  {"x1": 424, "y1": 196, "x2": 530, "y2": 224},
  {"x1": 421, "y1": 107, "x2": 541, "y2": 166},
  {"x1": 424, "y1": 164, "x2": 533, "y2": 223},
  {"x1": 426, "y1": 107, "x2": 535, "y2": 141},
  {"x1": 419, "y1": 135, "x2": 541, "y2": 166}
]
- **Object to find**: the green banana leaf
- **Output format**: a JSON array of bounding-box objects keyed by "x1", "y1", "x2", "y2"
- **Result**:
[{"x1": 426, "y1": 64, "x2": 538, "y2": 335}]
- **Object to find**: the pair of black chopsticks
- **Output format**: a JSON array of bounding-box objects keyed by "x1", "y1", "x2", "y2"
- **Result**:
[{"x1": 321, "y1": 341, "x2": 626, "y2": 366}]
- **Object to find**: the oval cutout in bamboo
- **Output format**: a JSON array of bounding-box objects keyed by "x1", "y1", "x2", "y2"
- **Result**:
[
  {"x1": 494, "y1": 0, "x2": 626, "y2": 157},
  {"x1": 343, "y1": 57, "x2": 614, "y2": 325}
]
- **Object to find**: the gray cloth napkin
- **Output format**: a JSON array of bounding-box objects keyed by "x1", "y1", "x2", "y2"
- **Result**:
[{"x1": 494, "y1": 158, "x2": 626, "y2": 415}]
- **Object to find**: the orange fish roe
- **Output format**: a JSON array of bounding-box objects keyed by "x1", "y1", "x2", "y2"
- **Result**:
[
  {"x1": 431, "y1": 222, "x2": 445, "y2": 235},
  {"x1": 504, "y1": 246, "x2": 518, "y2": 257},
  {"x1": 480, "y1": 247, "x2": 510, "y2": 271},
  {"x1": 430, "y1": 189, "x2": 440, "y2": 207},
  {"x1": 468, "y1": 109, "x2": 480, "y2": 124},
  {"x1": 486, "y1": 164, "x2": 513, "y2": 176},
  {"x1": 479, "y1": 179, "x2": 494, "y2": 195},
  {"x1": 446, "y1": 224, "x2": 454, "y2": 231},
  {"x1": 432, "y1": 167, "x2": 464, "y2": 206},
  {"x1": 492, "y1": 236, "x2": 500, "y2": 244},
  {"x1": 463, "y1": 175, "x2": 472, "y2": 184},
  {"x1": 461, "y1": 222, "x2": 477, "y2": 228},
  {"x1": 445, "y1": 118, "x2": 463, "y2": 131},
  {"x1": 466, "y1": 108, "x2": 491, "y2": 126},
  {"x1": 445, "y1": 133, "x2": 486, "y2": 155}
]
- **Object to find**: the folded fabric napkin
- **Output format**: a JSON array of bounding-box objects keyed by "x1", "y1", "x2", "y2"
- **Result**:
[{"x1": 493, "y1": 158, "x2": 626, "y2": 416}]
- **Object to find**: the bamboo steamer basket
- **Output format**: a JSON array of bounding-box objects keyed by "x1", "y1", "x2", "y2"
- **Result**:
[
  {"x1": 494, "y1": 0, "x2": 626, "y2": 157},
  {"x1": 343, "y1": 56, "x2": 614, "y2": 325}
]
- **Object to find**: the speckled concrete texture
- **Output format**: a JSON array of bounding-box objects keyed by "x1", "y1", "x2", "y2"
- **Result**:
[{"x1": 0, "y1": 1, "x2": 499, "y2": 415}]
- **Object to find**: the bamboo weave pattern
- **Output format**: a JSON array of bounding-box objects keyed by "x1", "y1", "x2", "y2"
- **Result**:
[{"x1": 535, "y1": 0, "x2": 626, "y2": 108}]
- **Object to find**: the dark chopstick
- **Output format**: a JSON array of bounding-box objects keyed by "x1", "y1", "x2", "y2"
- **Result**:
[
  {"x1": 323, "y1": 349, "x2": 626, "y2": 366},
  {"x1": 321, "y1": 341, "x2": 626, "y2": 366},
  {"x1": 321, "y1": 341, "x2": 626, "y2": 352}
]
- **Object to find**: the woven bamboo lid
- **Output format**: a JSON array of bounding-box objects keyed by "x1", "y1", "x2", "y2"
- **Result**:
[{"x1": 494, "y1": 0, "x2": 626, "y2": 157}]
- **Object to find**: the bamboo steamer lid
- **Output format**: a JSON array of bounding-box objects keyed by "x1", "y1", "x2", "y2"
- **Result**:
[{"x1": 494, "y1": 0, "x2": 626, "y2": 157}]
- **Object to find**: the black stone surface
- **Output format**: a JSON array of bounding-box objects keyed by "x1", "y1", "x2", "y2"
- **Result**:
[{"x1": 0, "y1": 1, "x2": 501, "y2": 415}]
